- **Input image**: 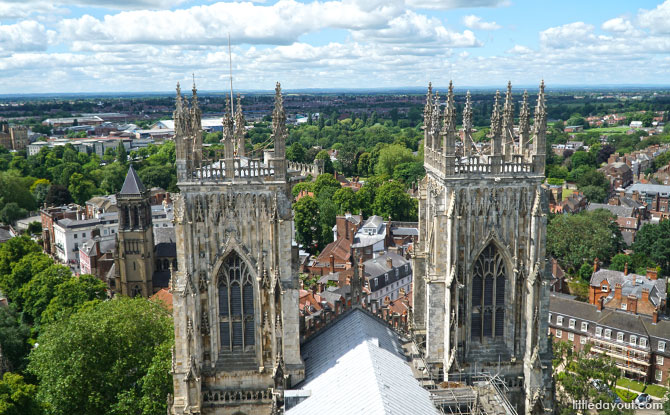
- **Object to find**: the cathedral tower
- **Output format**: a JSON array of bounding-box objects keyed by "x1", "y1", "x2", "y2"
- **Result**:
[
  {"x1": 114, "y1": 165, "x2": 155, "y2": 297},
  {"x1": 413, "y1": 81, "x2": 553, "y2": 414},
  {"x1": 170, "y1": 82, "x2": 304, "y2": 415}
]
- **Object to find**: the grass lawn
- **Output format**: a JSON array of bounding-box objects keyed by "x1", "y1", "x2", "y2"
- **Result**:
[
  {"x1": 644, "y1": 384, "x2": 668, "y2": 398},
  {"x1": 562, "y1": 188, "x2": 574, "y2": 199},
  {"x1": 616, "y1": 378, "x2": 646, "y2": 393},
  {"x1": 615, "y1": 388, "x2": 638, "y2": 403},
  {"x1": 588, "y1": 126, "x2": 630, "y2": 134}
]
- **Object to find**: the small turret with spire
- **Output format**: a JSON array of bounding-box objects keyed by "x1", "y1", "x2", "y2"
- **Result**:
[
  {"x1": 190, "y1": 76, "x2": 202, "y2": 168},
  {"x1": 462, "y1": 91, "x2": 473, "y2": 158},
  {"x1": 223, "y1": 97, "x2": 235, "y2": 178},
  {"x1": 532, "y1": 80, "x2": 547, "y2": 174},
  {"x1": 234, "y1": 94, "x2": 246, "y2": 157},
  {"x1": 502, "y1": 81, "x2": 515, "y2": 161},
  {"x1": 270, "y1": 82, "x2": 287, "y2": 180},
  {"x1": 518, "y1": 90, "x2": 531, "y2": 156},
  {"x1": 442, "y1": 81, "x2": 457, "y2": 174},
  {"x1": 490, "y1": 90, "x2": 502, "y2": 156},
  {"x1": 423, "y1": 83, "x2": 433, "y2": 163}
]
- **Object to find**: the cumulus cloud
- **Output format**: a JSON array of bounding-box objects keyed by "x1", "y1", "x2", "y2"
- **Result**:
[
  {"x1": 601, "y1": 17, "x2": 634, "y2": 33},
  {"x1": 0, "y1": 21, "x2": 53, "y2": 53},
  {"x1": 507, "y1": 45, "x2": 532, "y2": 54},
  {"x1": 0, "y1": 0, "x2": 187, "y2": 12},
  {"x1": 638, "y1": 0, "x2": 670, "y2": 33},
  {"x1": 539, "y1": 22, "x2": 595, "y2": 49},
  {"x1": 462, "y1": 15, "x2": 501, "y2": 30},
  {"x1": 405, "y1": 0, "x2": 507, "y2": 10}
]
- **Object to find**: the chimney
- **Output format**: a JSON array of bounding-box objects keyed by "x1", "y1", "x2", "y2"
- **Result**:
[
  {"x1": 614, "y1": 283, "x2": 622, "y2": 300},
  {"x1": 653, "y1": 308, "x2": 659, "y2": 324},
  {"x1": 646, "y1": 268, "x2": 658, "y2": 280},
  {"x1": 386, "y1": 256, "x2": 393, "y2": 270},
  {"x1": 597, "y1": 296, "x2": 604, "y2": 311},
  {"x1": 624, "y1": 262, "x2": 628, "y2": 276},
  {"x1": 593, "y1": 257, "x2": 599, "y2": 273},
  {"x1": 329, "y1": 255, "x2": 335, "y2": 273},
  {"x1": 641, "y1": 288, "x2": 649, "y2": 304}
]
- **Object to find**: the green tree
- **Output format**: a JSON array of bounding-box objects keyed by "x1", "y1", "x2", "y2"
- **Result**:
[
  {"x1": 609, "y1": 253, "x2": 656, "y2": 275},
  {"x1": 0, "y1": 252, "x2": 52, "y2": 307},
  {"x1": 577, "y1": 263, "x2": 594, "y2": 281},
  {"x1": 372, "y1": 181, "x2": 417, "y2": 221},
  {"x1": 312, "y1": 173, "x2": 341, "y2": 199},
  {"x1": 293, "y1": 196, "x2": 320, "y2": 252},
  {"x1": 332, "y1": 187, "x2": 358, "y2": 215},
  {"x1": 0, "y1": 236, "x2": 41, "y2": 280},
  {"x1": 42, "y1": 274, "x2": 108, "y2": 324},
  {"x1": 30, "y1": 178, "x2": 50, "y2": 207},
  {"x1": 138, "y1": 165, "x2": 175, "y2": 191},
  {"x1": 0, "y1": 203, "x2": 27, "y2": 225},
  {"x1": 286, "y1": 142, "x2": 305, "y2": 163},
  {"x1": 392, "y1": 161, "x2": 425, "y2": 186},
  {"x1": 547, "y1": 210, "x2": 624, "y2": 272},
  {"x1": 28, "y1": 297, "x2": 173, "y2": 415},
  {"x1": 0, "y1": 372, "x2": 43, "y2": 415},
  {"x1": 20, "y1": 264, "x2": 72, "y2": 325},
  {"x1": 375, "y1": 144, "x2": 415, "y2": 176},
  {"x1": 315, "y1": 150, "x2": 333, "y2": 174},
  {"x1": 357, "y1": 152, "x2": 371, "y2": 176},
  {"x1": 570, "y1": 151, "x2": 596, "y2": 170},
  {"x1": 291, "y1": 181, "x2": 313, "y2": 199},
  {"x1": 68, "y1": 172, "x2": 97, "y2": 205},
  {"x1": 26, "y1": 221, "x2": 42, "y2": 236},
  {"x1": 633, "y1": 220, "x2": 670, "y2": 275},
  {"x1": 44, "y1": 184, "x2": 72, "y2": 207},
  {"x1": 0, "y1": 305, "x2": 31, "y2": 372},
  {"x1": 581, "y1": 185, "x2": 607, "y2": 203}
]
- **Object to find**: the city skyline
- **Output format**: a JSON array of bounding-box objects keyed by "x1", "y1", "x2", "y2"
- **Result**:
[{"x1": 0, "y1": 0, "x2": 669, "y2": 93}]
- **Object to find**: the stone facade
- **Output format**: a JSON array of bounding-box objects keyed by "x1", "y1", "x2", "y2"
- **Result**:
[
  {"x1": 170, "y1": 83, "x2": 304, "y2": 415},
  {"x1": 412, "y1": 81, "x2": 554, "y2": 414}
]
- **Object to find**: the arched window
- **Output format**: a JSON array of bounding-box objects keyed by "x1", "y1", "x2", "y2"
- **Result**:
[
  {"x1": 131, "y1": 285, "x2": 142, "y2": 297},
  {"x1": 471, "y1": 244, "x2": 506, "y2": 341},
  {"x1": 218, "y1": 252, "x2": 255, "y2": 351}
]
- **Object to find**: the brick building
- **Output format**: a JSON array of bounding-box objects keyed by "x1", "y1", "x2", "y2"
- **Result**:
[{"x1": 588, "y1": 267, "x2": 667, "y2": 317}]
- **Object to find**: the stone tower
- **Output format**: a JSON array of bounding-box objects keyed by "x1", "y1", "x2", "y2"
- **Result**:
[
  {"x1": 170, "y1": 82, "x2": 304, "y2": 415},
  {"x1": 114, "y1": 165, "x2": 155, "y2": 297},
  {"x1": 412, "y1": 81, "x2": 553, "y2": 414}
]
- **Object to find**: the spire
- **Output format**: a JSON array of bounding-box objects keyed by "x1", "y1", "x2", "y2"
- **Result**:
[
  {"x1": 429, "y1": 91, "x2": 440, "y2": 150},
  {"x1": 423, "y1": 83, "x2": 433, "y2": 154},
  {"x1": 271, "y1": 82, "x2": 287, "y2": 159},
  {"x1": 519, "y1": 90, "x2": 531, "y2": 154},
  {"x1": 175, "y1": 82, "x2": 182, "y2": 112},
  {"x1": 442, "y1": 81, "x2": 456, "y2": 154},
  {"x1": 502, "y1": 81, "x2": 514, "y2": 159},
  {"x1": 223, "y1": 97, "x2": 234, "y2": 160},
  {"x1": 234, "y1": 94, "x2": 246, "y2": 157},
  {"x1": 120, "y1": 165, "x2": 146, "y2": 195},
  {"x1": 490, "y1": 90, "x2": 502, "y2": 156},
  {"x1": 462, "y1": 90, "x2": 473, "y2": 157},
  {"x1": 532, "y1": 80, "x2": 547, "y2": 173}
]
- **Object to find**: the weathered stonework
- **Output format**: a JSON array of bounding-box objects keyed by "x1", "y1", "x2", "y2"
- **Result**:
[
  {"x1": 170, "y1": 83, "x2": 304, "y2": 415},
  {"x1": 412, "y1": 81, "x2": 554, "y2": 414}
]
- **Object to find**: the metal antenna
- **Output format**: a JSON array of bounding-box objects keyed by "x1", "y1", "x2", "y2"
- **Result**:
[{"x1": 228, "y1": 32, "x2": 234, "y2": 118}]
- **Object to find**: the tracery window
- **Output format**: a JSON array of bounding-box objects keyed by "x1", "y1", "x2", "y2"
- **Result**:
[
  {"x1": 471, "y1": 244, "x2": 506, "y2": 341},
  {"x1": 218, "y1": 252, "x2": 255, "y2": 351},
  {"x1": 131, "y1": 284, "x2": 142, "y2": 297}
]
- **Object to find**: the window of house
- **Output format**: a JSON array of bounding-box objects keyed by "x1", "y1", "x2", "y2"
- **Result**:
[
  {"x1": 604, "y1": 329, "x2": 611, "y2": 339},
  {"x1": 659, "y1": 341, "x2": 666, "y2": 352},
  {"x1": 74, "y1": 233, "x2": 78, "y2": 239},
  {"x1": 640, "y1": 338, "x2": 647, "y2": 348},
  {"x1": 622, "y1": 303, "x2": 627, "y2": 310},
  {"x1": 657, "y1": 356, "x2": 664, "y2": 366},
  {"x1": 548, "y1": 313, "x2": 552, "y2": 323},
  {"x1": 601, "y1": 285, "x2": 608, "y2": 292},
  {"x1": 581, "y1": 322, "x2": 588, "y2": 332},
  {"x1": 580, "y1": 337, "x2": 587, "y2": 345},
  {"x1": 568, "y1": 332, "x2": 574, "y2": 341},
  {"x1": 405, "y1": 264, "x2": 408, "y2": 271},
  {"x1": 656, "y1": 370, "x2": 663, "y2": 382},
  {"x1": 557, "y1": 316, "x2": 564, "y2": 326},
  {"x1": 617, "y1": 332, "x2": 624, "y2": 342},
  {"x1": 630, "y1": 335, "x2": 637, "y2": 346},
  {"x1": 556, "y1": 329, "x2": 562, "y2": 338},
  {"x1": 596, "y1": 327, "x2": 602, "y2": 337},
  {"x1": 81, "y1": 232, "x2": 86, "y2": 238},
  {"x1": 569, "y1": 319, "x2": 576, "y2": 329},
  {"x1": 385, "y1": 274, "x2": 388, "y2": 283}
]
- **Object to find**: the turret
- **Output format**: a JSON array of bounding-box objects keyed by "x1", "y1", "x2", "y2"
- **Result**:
[
  {"x1": 442, "y1": 81, "x2": 457, "y2": 174},
  {"x1": 174, "y1": 82, "x2": 192, "y2": 182},
  {"x1": 270, "y1": 82, "x2": 287, "y2": 180},
  {"x1": 190, "y1": 79, "x2": 202, "y2": 168},
  {"x1": 223, "y1": 97, "x2": 235, "y2": 179},
  {"x1": 518, "y1": 90, "x2": 531, "y2": 156},
  {"x1": 423, "y1": 83, "x2": 433, "y2": 161},
  {"x1": 462, "y1": 91, "x2": 473, "y2": 158},
  {"x1": 490, "y1": 90, "x2": 503, "y2": 157},
  {"x1": 532, "y1": 80, "x2": 547, "y2": 174},
  {"x1": 234, "y1": 94, "x2": 246, "y2": 157},
  {"x1": 502, "y1": 81, "x2": 514, "y2": 161}
]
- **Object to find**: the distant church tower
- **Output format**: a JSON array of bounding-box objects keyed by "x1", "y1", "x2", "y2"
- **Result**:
[
  {"x1": 412, "y1": 81, "x2": 553, "y2": 414},
  {"x1": 170, "y1": 82, "x2": 304, "y2": 415},
  {"x1": 114, "y1": 165, "x2": 155, "y2": 297}
]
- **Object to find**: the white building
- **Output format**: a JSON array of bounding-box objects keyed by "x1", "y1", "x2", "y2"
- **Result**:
[
  {"x1": 53, "y1": 212, "x2": 119, "y2": 269},
  {"x1": 351, "y1": 215, "x2": 386, "y2": 258},
  {"x1": 362, "y1": 251, "x2": 412, "y2": 310}
]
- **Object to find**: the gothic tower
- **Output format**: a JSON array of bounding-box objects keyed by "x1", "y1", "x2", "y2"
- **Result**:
[
  {"x1": 114, "y1": 165, "x2": 155, "y2": 297},
  {"x1": 170, "y1": 82, "x2": 304, "y2": 415},
  {"x1": 412, "y1": 81, "x2": 553, "y2": 414}
]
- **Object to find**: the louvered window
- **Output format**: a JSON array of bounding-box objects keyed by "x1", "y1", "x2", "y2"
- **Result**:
[
  {"x1": 217, "y1": 253, "x2": 255, "y2": 351},
  {"x1": 470, "y1": 244, "x2": 507, "y2": 342}
]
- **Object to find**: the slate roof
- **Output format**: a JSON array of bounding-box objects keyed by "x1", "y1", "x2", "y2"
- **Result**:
[
  {"x1": 586, "y1": 203, "x2": 634, "y2": 218},
  {"x1": 625, "y1": 183, "x2": 670, "y2": 197},
  {"x1": 152, "y1": 270, "x2": 171, "y2": 288},
  {"x1": 590, "y1": 269, "x2": 666, "y2": 306},
  {"x1": 153, "y1": 227, "x2": 176, "y2": 244},
  {"x1": 363, "y1": 252, "x2": 410, "y2": 280},
  {"x1": 287, "y1": 308, "x2": 438, "y2": 415},
  {"x1": 155, "y1": 242, "x2": 177, "y2": 257},
  {"x1": 119, "y1": 165, "x2": 147, "y2": 195}
]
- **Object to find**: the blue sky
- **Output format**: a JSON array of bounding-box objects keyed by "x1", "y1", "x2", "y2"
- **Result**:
[{"x1": 0, "y1": 0, "x2": 669, "y2": 93}]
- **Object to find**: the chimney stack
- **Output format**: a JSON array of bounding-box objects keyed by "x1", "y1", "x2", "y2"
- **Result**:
[
  {"x1": 597, "y1": 296, "x2": 604, "y2": 311},
  {"x1": 624, "y1": 262, "x2": 628, "y2": 276},
  {"x1": 386, "y1": 256, "x2": 393, "y2": 270},
  {"x1": 653, "y1": 307, "x2": 659, "y2": 324},
  {"x1": 641, "y1": 288, "x2": 649, "y2": 304},
  {"x1": 593, "y1": 258, "x2": 600, "y2": 273},
  {"x1": 329, "y1": 255, "x2": 335, "y2": 273},
  {"x1": 646, "y1": 268, "x2": 658, "y2": 280},
  {"x1": 614, "y1": 283, "x2": 622, "y2": 300}
]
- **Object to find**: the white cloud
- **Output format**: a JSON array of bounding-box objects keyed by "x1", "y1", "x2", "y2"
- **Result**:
[
  {"x1": 462, "y1": 14, "x2": 501, "y2": 30},
  {"x1": 405, "y1": 0, "x2": 507, "y2": 10},
  {"x1": 638, "y1": 0, "x2": 670, "y2": 33},
  {"x1": 0, "y1": 0, "x2": 187, "y2": 12},
  {"x1": 0, "y1": 21, "x2": 53, "y2": 53},
  {"x1": 539, "y1": 22, "x2": 595, "y2": 49},
  {"x1": 507, "y1": 44, "x2": 532, "y2": 54},
  {"x1": 601, "y1": 17, "x2": 634, "y2": 33}
]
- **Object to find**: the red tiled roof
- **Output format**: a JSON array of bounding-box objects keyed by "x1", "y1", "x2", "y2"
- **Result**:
[{"x1": 150, "y1": 288, "x2": 173, "y2": 311}]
